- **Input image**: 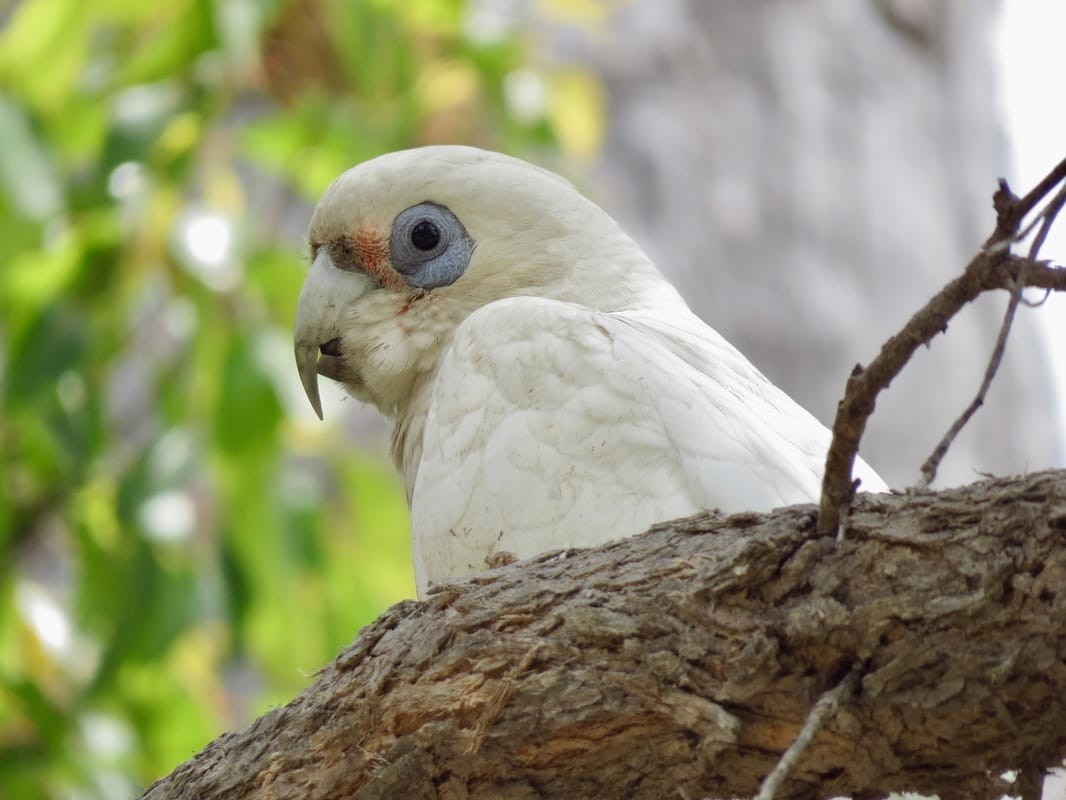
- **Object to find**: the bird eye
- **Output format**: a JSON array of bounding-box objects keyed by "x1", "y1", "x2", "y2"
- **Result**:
[
  {"x1": 389, "y1": 202, "x2": 475, "y2": 290},
  {"x1": 410, "y1": 220, "x2": 441, "y2": 251}
]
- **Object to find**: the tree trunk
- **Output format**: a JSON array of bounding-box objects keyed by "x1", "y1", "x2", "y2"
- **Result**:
[{"x1": 142, "y1": 470, "x2": 1066, "y2": 800}]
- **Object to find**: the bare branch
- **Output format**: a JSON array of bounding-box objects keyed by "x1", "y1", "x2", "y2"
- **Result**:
[
  {"x1": 918, "y1": 181, "x2": 1066, "y2": 486},
  {"x1": 819, "y1": 155, "x2": 1066, "y2": 534},
  {"x1": 997, "y1": 155, "x2": 1066, "y2": 239}
]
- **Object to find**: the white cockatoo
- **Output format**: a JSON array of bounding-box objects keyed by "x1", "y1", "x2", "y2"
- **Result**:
[{"x1": 294, "y1": 146, "x2": 885, "y2": 596}]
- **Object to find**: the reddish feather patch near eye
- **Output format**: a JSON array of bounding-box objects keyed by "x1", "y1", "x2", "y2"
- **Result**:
[{"x1": 352, "y1": 231, "x2": 403, "y2": 289}]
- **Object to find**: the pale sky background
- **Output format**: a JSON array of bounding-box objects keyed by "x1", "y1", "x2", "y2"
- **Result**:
[{"x1": 995, "y1": 2, "x2": 1066, "y2": 461}]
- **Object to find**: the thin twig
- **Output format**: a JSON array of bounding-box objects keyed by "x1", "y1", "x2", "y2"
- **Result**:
[
  {"x1": 1008, "y1": 155, "x2": 1066, "y2": 231},
  {"x1": 987, "y1": 155, "x2": 1066, "y2": 245},
  {"x1": 1027, "y1": 181, "x2": 1066, "y2": 260},
  {"x1": 919, "y1": 181, "x2": 1066, "y2": 486},
  {"x1": 755, "y1": 667, "x2": 862, "y2": 800},
  {"x1": 1021, "y1": 288, "x2": 1052, "y2": 308},
  {"x1": 917, "y1": 287, "x2": 1023, "y2": 487}
]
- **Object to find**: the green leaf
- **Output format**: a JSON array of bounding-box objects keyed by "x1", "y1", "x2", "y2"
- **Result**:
[
  {"x1": 4, "y1": 304, "x2": 88, "y2": 407},
  {"x1": 0, "y1": 0, "x2": 89, "y2": 112},
  {"x1": 212, "y1": 330, "x2": 284, "y2": 456},
  {"x1": 0, "y1": 94, "x2": 63, "y2": 220}
]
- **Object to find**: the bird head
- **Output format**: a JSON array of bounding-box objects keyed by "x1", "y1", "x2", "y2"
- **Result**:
[{"x1": 294, "y1": 146, "x2": 681, "y2": 420}]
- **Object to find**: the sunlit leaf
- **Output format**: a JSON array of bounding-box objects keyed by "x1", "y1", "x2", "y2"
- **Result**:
[
  {"x1": 548, "y1": 69, "x2": 605, "y2": 159},
  {"x1": 113, "y1": 0, "x2": 218, "y2": 85},
  {"x1": 0, "y1": 235, "x2": 81, "y2": 321},
  {"x1": 0, "y1": 0, "x2": 89, "y2": 112}
]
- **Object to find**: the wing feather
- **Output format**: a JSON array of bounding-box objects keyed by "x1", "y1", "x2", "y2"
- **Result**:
[{"x1": 409, "y1": 296, "x2": 883, "y2": 593}]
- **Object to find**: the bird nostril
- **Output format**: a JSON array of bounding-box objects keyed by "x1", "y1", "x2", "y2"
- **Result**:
[{"x1": 320, "y1": 338, "x2": 341, "y2": 357}]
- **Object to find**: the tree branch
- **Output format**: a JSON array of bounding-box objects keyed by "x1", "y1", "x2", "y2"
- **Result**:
[
  {"x1": 818, "y1": 153, "x2": 1066, "y2": 534},
  {"x1": 142, "y1": 470, "x2": 1066, "y2": 800},
  {"x1": 919, "y1": 180, "x2": 1066, "y2": 487}
]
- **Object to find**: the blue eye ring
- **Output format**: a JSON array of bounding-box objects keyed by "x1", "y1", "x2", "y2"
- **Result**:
[{"x1": 389, "y1": 202, "x2": 475, "y2": 290}]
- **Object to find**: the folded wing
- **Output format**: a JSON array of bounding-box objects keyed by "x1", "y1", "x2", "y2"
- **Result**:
[{"x1": 409, "y1": 295, "x2": 884, "y2": 593}]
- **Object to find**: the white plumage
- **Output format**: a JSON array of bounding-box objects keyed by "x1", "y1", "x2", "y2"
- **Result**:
[{"x1": 294, "y1": 146, "x2": 884, "y2": 596}]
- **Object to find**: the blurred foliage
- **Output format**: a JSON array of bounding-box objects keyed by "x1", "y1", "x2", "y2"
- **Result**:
[{"x1": 0, "y1": 0, "x2": 602, "y2": 795}]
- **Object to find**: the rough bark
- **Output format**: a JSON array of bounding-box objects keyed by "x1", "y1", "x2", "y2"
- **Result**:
[{"x1": 143, "y1": 470, "x2": 1066, "y2": 800}]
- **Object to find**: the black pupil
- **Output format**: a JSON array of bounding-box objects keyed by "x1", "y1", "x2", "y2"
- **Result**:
[{"x1": 410, "y1": 220, "x2": 440, "y2": 251}]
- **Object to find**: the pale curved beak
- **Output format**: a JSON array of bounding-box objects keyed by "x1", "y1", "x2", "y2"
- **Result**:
[{"x1": 293, "y1": 250, "x2": 374, "y2": 420}]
